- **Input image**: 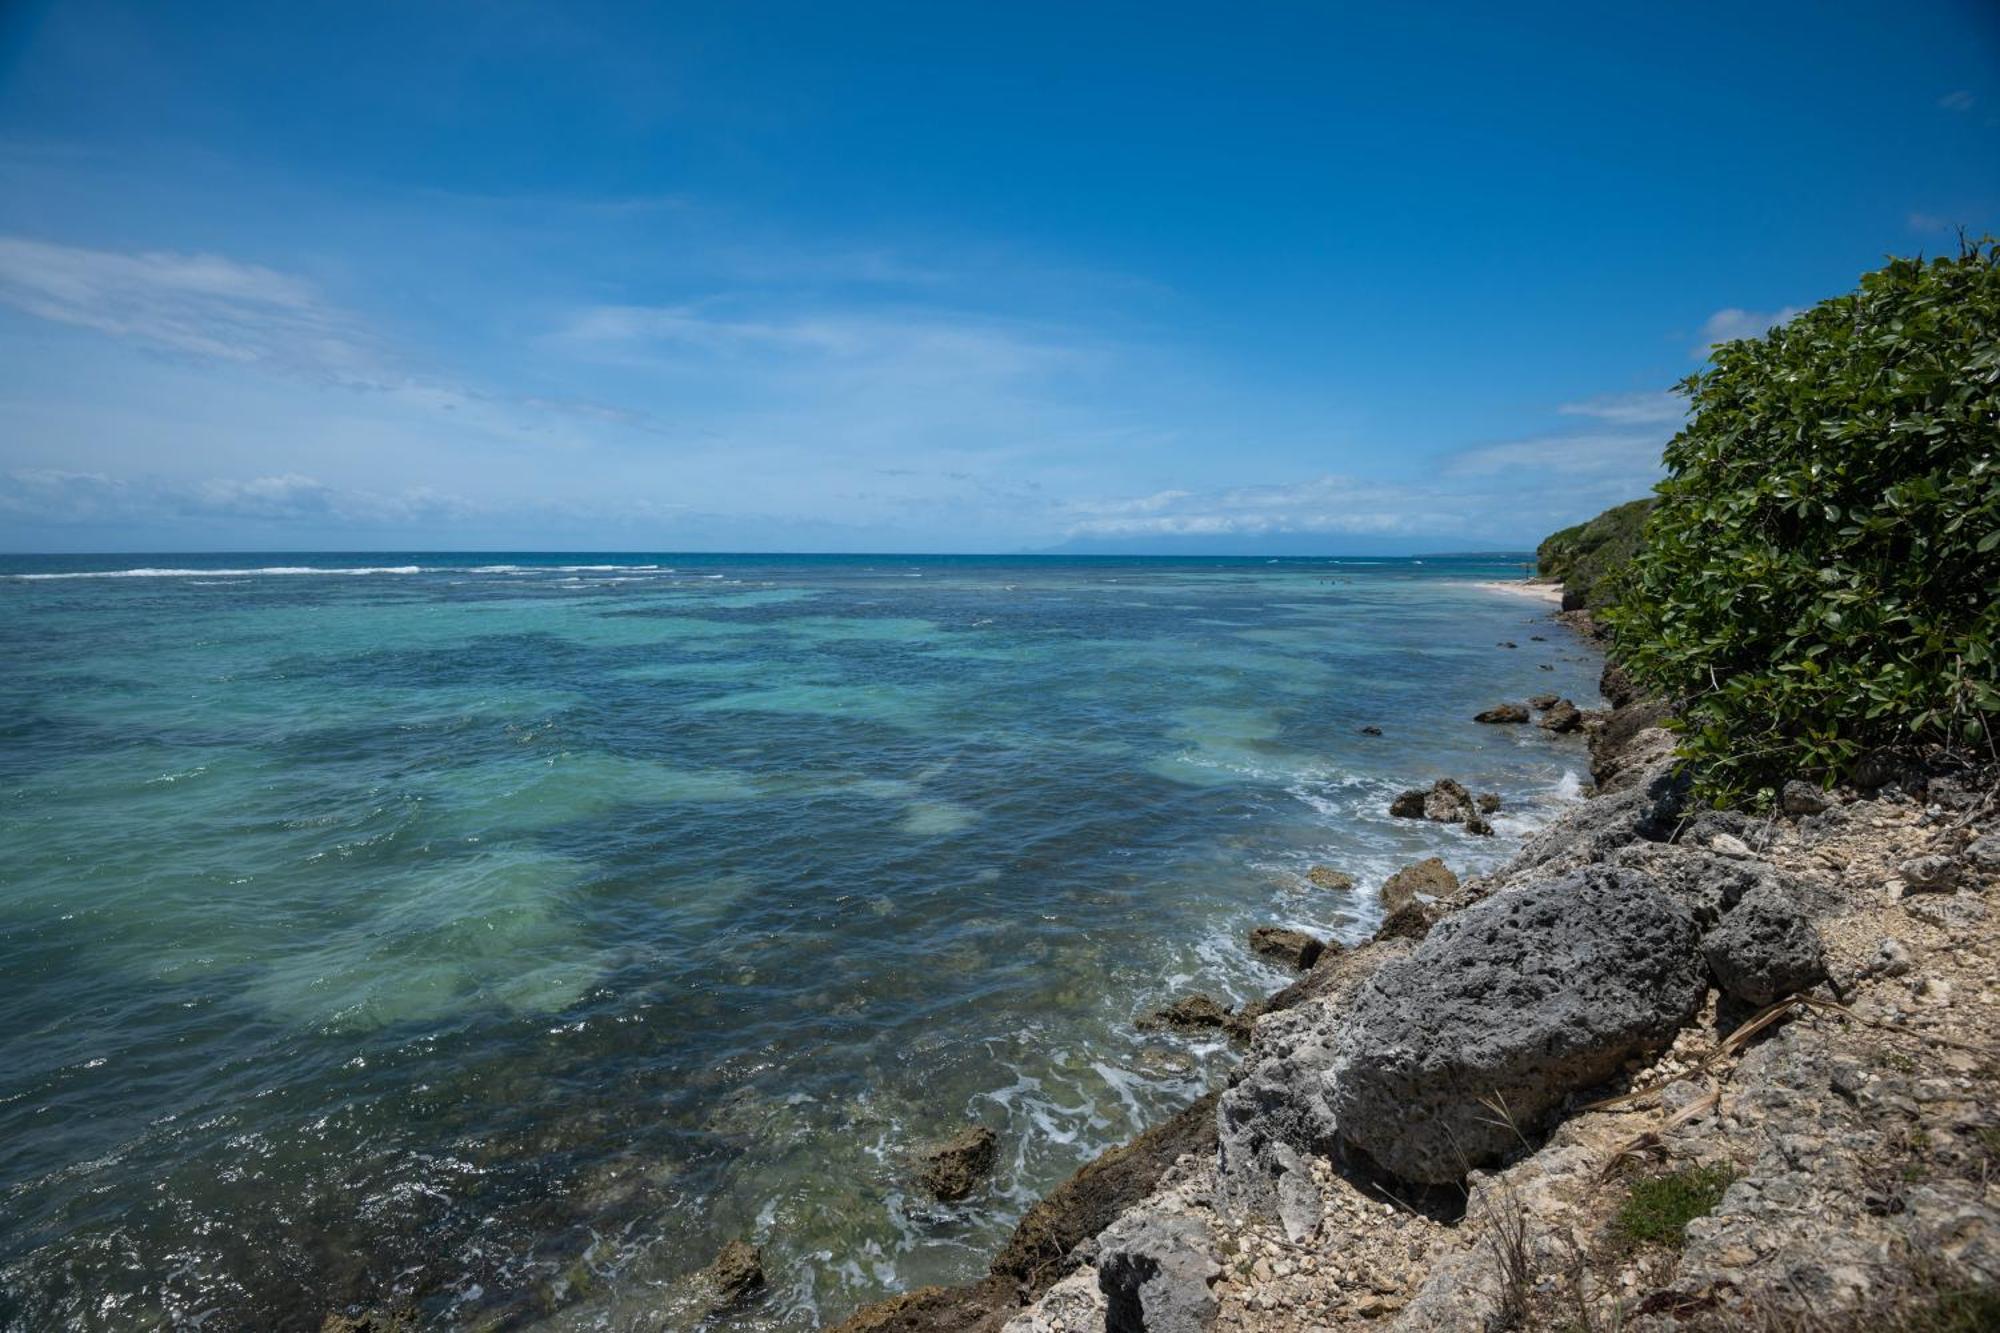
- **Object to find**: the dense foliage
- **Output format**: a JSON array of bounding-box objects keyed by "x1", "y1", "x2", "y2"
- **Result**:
[
  {"x1": 1535, "y1": 497, "x2": 1656, "y2": 611},
  {"x1": 1606, "y1": 240, "x2": 2000, "y2": 804}
]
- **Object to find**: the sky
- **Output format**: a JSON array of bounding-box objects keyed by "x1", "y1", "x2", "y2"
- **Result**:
[{"x1": 0, "y1": 1, "x2": 1995, "y2": 554}]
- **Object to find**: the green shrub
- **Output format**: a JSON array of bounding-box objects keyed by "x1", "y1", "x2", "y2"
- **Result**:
[
  {"x1": 1606, "y1": 239, "x2": 2000, "y2": 804},
  {"x1": 1612, "y1": 1163, "x2": 1735, "y2": 1248},
  {"x1": 1536, "y1": 497, "x2": 1657, "y2": 610}
]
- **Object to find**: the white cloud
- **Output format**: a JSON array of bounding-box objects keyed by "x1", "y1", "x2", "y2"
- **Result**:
[
  {"x1": 556, "y1": 300, "x2": 1088, "y2": 383},
  {"x1": 1556, "y1": 391, "x2": 1684, "y2": 426},
  {"x1": 1447, "y1": 432, "x2": 1668, "y2": 478},
  {"x1": 0, "y1": 236, "x2": 381, "y2": 383},
  {"x1": 1063, "y1": 419, "x2": 1670, "y2": 546},
  {"x1": 1063, "y1": 474, "x2": 1435, "y2": 538},
  {"x1": 1695, "y1": 305, "x2": 1803, "y2": 354},
  {"x1": 0, "y1": 235, "x2": 683, "y2": 452},
  {"x1": 1939, "y1": 90, "x2": 1976, "y2": 112},
  {"x1": 0, "y1": 468, "x2": 473, "y2": 527}
]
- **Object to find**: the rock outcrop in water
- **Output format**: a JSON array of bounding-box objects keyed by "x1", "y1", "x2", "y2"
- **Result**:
[
  {"x1": 1387, "y1": 778, "x2": 1494, "y2": 836},
  {"x1": 1305, "y1": 865, "x2": 1355, "y2": 892},
  {"x1": 1378, "y1": 857, "x2": 1455, "y2": 912},
  {"x1": 919, "y1": 1126, "x2": 1000, "y2": 1202},
  {"x1": 1247, "y1": 926, "x2": 1325, "y2": 970},
  {"x1": 1139, "y1": 994, "x2": 1249, "y2": 1040}
]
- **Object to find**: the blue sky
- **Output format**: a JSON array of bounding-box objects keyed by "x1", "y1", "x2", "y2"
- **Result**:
[{"x1": 0, "y1": 1, "x2": 1994, "y2": 553}]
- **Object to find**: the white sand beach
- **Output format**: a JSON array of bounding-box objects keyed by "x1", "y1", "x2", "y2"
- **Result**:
[{"x1": 1468, "y1": 579, "x2": 1564, "y2": 604}]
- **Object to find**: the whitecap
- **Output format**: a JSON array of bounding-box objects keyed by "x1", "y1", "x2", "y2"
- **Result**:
[{"x1": 11, "y1": 565, "x2": 424, "y2": 580}]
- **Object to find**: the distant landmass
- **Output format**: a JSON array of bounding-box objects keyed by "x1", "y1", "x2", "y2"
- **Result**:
[{"x1": 1035, "y1": 531, "x2": 1538, "y2": 558}]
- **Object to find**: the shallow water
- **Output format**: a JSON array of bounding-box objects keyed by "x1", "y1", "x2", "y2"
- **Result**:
[{"x1": 0, "y1": 553, "x2": 1599, "y2": 1331}]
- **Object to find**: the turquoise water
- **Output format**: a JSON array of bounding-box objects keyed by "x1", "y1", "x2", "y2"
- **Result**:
[{"x1": 0, "y1": 553, "x2": 1598, "y2": 1331}]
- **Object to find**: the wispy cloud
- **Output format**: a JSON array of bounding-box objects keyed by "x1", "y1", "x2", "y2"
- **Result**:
[
  {"x1": 1694, "y1": 305, "x2": 1803, "y2": 354},
  {"x1": 1063, "y1": 428, "x2": 1669, "y2": 545},
  {"x1": 1062, "y1": 474, "x2": 1443, "y2": 539},
  {"x1": 0, "y1": 234, "x2": 672, "y2": 446},
  {"x1": 0, "y1": 236, "x2": 381, "y2": 383},
  {"x1": 1939, "y1": 89, "x2": 1976, "y2": 112},
  {"x1": 1556, "y1": 391, "x2": 1684, "y2": 426},
  {"x1": 1445, "y1": 432, "x2": 1667, "y2": 479},
  {"x1": 0, "y1": 468, "x2": 474, "y2": 527},
  {"x1": 556, "y1": 300, "x2": 1091, "y2": 382}
]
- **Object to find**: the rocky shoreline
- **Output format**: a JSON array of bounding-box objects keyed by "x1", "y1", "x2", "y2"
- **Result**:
[{"x1": 823, "y1": 602, "x2": 2000, "y2": 1331}]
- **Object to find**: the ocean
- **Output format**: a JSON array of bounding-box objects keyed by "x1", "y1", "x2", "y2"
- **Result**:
[{"x1": 0, "y1": 553, "x2": 1598, "y2": 1331}]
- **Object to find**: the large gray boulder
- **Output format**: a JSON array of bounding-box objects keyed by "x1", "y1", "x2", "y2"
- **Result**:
[
  {"x1": 1701, "y1": 880, "x2": 1827, "y2": 1007},
  {"x1": 1607, "y1": 842, "x2": 1775, "y2": 928},
  {"x1": 1094, "y1": 1210, "x2": 1220, "y2": 1333},
  {"x1": 1326, "y1": 866, "x2": 1705, "y2": 1184}
]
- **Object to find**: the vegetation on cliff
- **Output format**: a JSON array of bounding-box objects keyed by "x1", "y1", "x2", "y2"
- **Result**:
[
  {"x1": 1535, "y1": 496, "x2": 1656, "y2": 611},
  {"x1": 1598, "y1": 239, "x2": 2000, "y2": 804}
]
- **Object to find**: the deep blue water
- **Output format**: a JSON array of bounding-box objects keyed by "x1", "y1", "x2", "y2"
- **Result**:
[{"x1": 0, "y1": 552, "x2": 1597, "y2": 1331}]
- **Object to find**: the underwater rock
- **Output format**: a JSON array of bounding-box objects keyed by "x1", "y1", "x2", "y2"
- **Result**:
[
  {"x1": 919, "y1": 1125, "x2": 999, "y2": 1202},
  {"x1": 699, "y1": 1239, "x2": 765, "y2": 1313}
]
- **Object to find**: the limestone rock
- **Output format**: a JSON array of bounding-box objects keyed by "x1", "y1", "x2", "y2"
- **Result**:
[
  {"x1": 919, "y1": 1125, "x2": 998, "y2": 1201},
  {"x1": 1870, "y1": 937, "x2": 1914, "y2": 978},
  {"x1": 1093, "y1": 1211, "x2": 1220, "y2": 1333},
  {"x1": 1899, "y1": 854, "x2": 1960, "y2": 894},
  {"x1": 1138, "y1": 994, "x2": 1247, "y2": 1040},
  {"x1": 1305, "y1": 865, "x2": 1355, "y2": 892},
  {"x1": 320, "y1": 1315, "x2": 412, "y2": 1333},
  {"x1": 1389, "y1": 778, "x2": 1492, "y2": 828},
  {"x1": 1701, "y1": 881, "x2": 1827, "y2": 1007},
  {"x1": 1599, "y1": 659, "x2": 1643, "y2": 709},
  {"x1": 1781, "y1": 780, "x2": 1831, "y2": 817},
  {"x1": 1380, "y1": 857, "x2": 1457, "y2": 913},
  {"x1": 1474, "y1": 703, "x2": 1530, "y2": 724},
  {"x1": 1504, "y1": 757, "x2": 1688, "y2": 878},
  {"x1": 1248, "y1": 926, "x2": 1325, "y2": 971},
  {"x1": 1422, "y1": 778, "x2": 1478, "y2": 823},
  {"x1": 1539, "y1": 699, "x2": 1584, "y2": 733},
  {"x1": 1904, "y1": 891, "x2": 1988, "y2": 930},
  {"x1": 1606, "y1": 842, "x2": 1775, "y2": 928},
  {"x1": 699, "y1": 1240, "x2": 765, "y2": 1312},
  {"x1": 1327, "y1": 866, "x2": 1705, "y2": 1184},
  {"x1": 1529, "y1": 692, "x2": 1560, "y2": 710},
  {"x1": 1373, "y1": 899, "x2": 1442, "y2": 942},
  {"x1": 1589, "y1": 699, "x2": 1674, "y2": 789}
]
